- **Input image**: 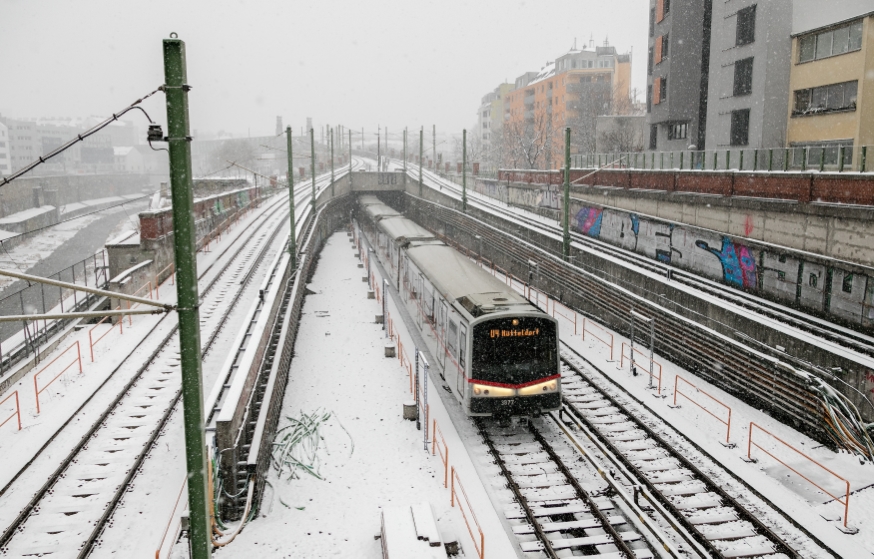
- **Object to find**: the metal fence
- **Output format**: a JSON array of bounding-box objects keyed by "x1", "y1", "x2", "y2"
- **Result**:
[
  {"x1": 0, "y1": 250, "x2": 109, "y2": 375},
  {"x1": 574, "y1": 144, "x2": 874, "y2": 173}
]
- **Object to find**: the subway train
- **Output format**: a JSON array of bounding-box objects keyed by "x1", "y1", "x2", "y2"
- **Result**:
[{"x1": 357, "y1": 195, "x2": 561, "y2": 418}]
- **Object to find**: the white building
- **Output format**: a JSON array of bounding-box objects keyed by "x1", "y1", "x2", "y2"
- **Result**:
[{"x1": 0, "y1": 121, "x2": 10, "y2": 175}]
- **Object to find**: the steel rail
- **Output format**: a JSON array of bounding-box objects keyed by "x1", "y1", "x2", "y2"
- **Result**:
[
  {"x1": 559, "y1": 352, "x2": 799, "y2": 558},
  {"x1": 0, "y1": 192, "x2": 292, "y2": 553},
  {"x1": 411, "y1": 166, "x2": 874, "y2": 358}
]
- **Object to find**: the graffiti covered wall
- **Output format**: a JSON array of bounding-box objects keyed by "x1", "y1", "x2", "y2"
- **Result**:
[{"x1": 569, "y1": 201, "x2": 874, "y2": 329}]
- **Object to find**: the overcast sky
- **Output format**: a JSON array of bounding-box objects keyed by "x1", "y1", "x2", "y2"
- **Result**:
[{"x1": 1, "y1": 0, "x2": 649, "y2": 140}]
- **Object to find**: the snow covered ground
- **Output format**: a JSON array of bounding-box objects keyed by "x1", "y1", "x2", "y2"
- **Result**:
[{"x1": 217, "y1": 232, "x2": 520, "y2": 559}]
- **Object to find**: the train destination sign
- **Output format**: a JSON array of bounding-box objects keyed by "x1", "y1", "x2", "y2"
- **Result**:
[{"x1": 489, "y1": 328, "x2": 541, "y2": 339}]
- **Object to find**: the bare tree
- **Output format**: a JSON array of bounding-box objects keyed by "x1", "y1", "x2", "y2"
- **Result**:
[
  {"x1": 502, "y1": 110, "x2": 554, "y2": 169},
  {"x1": 597, "y1": 116, "x2": 645, "y2": 153}
]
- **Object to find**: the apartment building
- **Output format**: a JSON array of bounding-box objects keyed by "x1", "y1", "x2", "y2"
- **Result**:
[
  {"x1": 647, "y1": 0, "x2": 712, "y2": 151},
  {"x1": 477, "y1": 83, "x2": 513, "y2": 170},
  {"x1": 705, "y1": 0, "x2": 793, "y2": 151},
  {"x1": 787, "y1": 1, "x2": 874, "y2": 169},
  {"x1": 502, "y1": 42, "x2": 632, "y2": 168}
]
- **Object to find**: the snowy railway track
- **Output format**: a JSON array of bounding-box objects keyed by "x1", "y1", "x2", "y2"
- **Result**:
[
  {"x1": 475, "y1": 417, "x2": 655, "y2": 558},
  {"x1": 0, "y1": 189, "x2": 301, "y2": 557},
  {"x1": 558, "y1": 345, "x2": 831, "y2": 559},
  {"x1": 411, "y1": 164, "x2": 874, "y2": 359}
]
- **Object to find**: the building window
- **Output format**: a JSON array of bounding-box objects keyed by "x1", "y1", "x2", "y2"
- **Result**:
[
  {"x1": 793, "y1": 80, "x2": 857, "y2": 115},
  {"x1": 668, "y1": 122, "x2": 688, "y2": 140},
  {"x1": 650, "y1": 8, "x2": 655, "y2": 37},
  {"x1": 733, "y1": 57, "x2": 754, "y2": 96},
  {"x1": 663, "y1": 33, "x2": 669, "y2": 58},
  {"x1": 730, "y1": 109, "x2": 750, "y2": 146},
  {"x1": 736, "y1": 5, "x2": 756, "y2": 46},
  {"x1": 648, "y1": 47, "x2": 653, "y2": 75},
  {"x1": 649, "y1": 125, "x2": 658, "y2": 149},
  {"x1": 647, "y1": 84, "x2": 653, "y2": 112},
  {"x1": 664, "y1": 0, "x2": 670, "y2": 15},
  {"x1": 798, "y1": 20, "x2": 863, "y2": 63},
  {"x1": 659, "y1": 76, "x2": 667, "y2": 102}
]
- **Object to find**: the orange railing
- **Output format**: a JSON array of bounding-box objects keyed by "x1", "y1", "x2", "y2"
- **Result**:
[
  {"x1": 674, "y1": 376, "x2": 732, "y2": 444},
  {"x1": 551, "y1": 299, "x2": 578, "y2": 335},
  {"x1": 620, "y1": 342, "x2": 662, "y2": 392},
  {"x1": 34, "y1": 341, "x2": 82, "y2": 414},
  {"x1": 582, "y1": 317, "x2": 615, "y2": 361},
  {"x1": 154, "y1": 263, "x2": 175, "y2": 298},
  {"x1": 0, "y1": 390, "x2": 21, "y2": 431},
  {"x1": 89, "y1": 306, "x2": 123, "y2": 362},
  {"x1": 432, "y1": 419, "x2": 449, "y2": 488},
  {"x1": 748, "y1": 422, "x2": 852, "y2": 526},
  {"x1": 450, "y1": 466, "x2": 485, "y2": 559}
]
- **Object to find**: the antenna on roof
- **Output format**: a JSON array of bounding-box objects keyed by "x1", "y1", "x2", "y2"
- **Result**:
[
  {"x1": 589, "y1": 34, "x2": 594, "y2": 49},
  {"x1": 604, "y1": 36, "x2": 610, "y2": 47},
  {"x1": 574, "y1": 37, "x2": 577, "y2": 50}
]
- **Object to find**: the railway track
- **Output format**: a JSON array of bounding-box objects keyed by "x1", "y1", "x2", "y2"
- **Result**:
[
  {"x1": 0, "y1": 161, "x2": 360, "y2": 557},
  {"x1": 0, "y1": 198, "x2": 289, "y2": 557},
  {"x1": 476, "y1": 417, "x2": 655, "y2": 558},
  {"x1": 411, "y1": 165, "x2": 874, "y2": 360},
  {"x1": 558, "y1": 344, "x2": 835, "y2": 559}
]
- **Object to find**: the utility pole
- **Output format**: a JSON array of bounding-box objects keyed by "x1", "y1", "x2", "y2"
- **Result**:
[
  {"x1": 310, "y1": 128, "x2": 316, "y2": 212},
  {"x1": 419, "y1": 127, "x2": 423, "y2": 197},
  {"x1": 286, "y1": 127, "x2": 297, "y2": 269},
  {"x1": 377, "y1": 126, "x2": 381, "y2": 172},
  {"x1": 563, "y1": 127, "x2": 571, "y2": 260},
  {"x1": 403, "y1": 129, "x2": 407, "y2": 173},
  {"x1": 462, "y1": 129, "x2": 468, "y2": 211},
  {"x1": 432, "y1": 124, "x2": 436, "y2": 170},
  {"x1": 162, "y1": 35, "x2": 210, "y2": 559},
  {"x1": 330, "y1": 128, "x2": 335, "y2": 197}
]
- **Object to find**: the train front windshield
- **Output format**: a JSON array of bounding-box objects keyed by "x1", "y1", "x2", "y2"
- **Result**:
[{"x1": 471, "y1": 317, "x2": 557, "y2": 385}]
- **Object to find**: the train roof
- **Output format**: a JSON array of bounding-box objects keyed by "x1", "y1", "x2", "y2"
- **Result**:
[
  {"x1": 405, "y1": 244, "x2": 533, "y2": 317},
  {"x1": 358, "y1": 194, "x2": 383, "y2": 207},
  {"x1": 364, "y1": 203, "x2": 401, "y2": 221},
  {"x1": 378, "y1": 216, "x2": 435, "y2": 242}
]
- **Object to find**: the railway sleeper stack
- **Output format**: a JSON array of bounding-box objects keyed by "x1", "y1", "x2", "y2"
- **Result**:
[{"x1": 401, "y1": 192, "x2": 850, "y2": 447}]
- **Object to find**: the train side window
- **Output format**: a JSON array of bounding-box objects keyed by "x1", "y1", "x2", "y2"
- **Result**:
[
  {"x1": 448, "y1": 320, "x2": 458, "y2": 356},
  {"x1": 459, "y1": 325, "x2": 467, "y2": 370}
]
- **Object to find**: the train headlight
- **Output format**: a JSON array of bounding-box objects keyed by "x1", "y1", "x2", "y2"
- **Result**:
[
  {"x1": 470, "y1": 384, "x2": 514, "y2": 398},
  {"x1": 517, "y1": 378, "x2": 560, "y2": 396}
]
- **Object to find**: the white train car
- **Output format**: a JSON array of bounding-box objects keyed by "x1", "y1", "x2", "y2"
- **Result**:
[{"x1": 358, "y1": 197, "x2": 560, "y2": 418}]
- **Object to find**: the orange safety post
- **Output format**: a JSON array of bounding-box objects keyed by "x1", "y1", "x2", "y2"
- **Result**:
[
  {"x1": 431, "y1": 419, "x2": 449, "y2": 487},
  {"x1": 673, "y1": 376, "x2": 732, "y2": 444},
  {"x1": 155, "y1": 262, "x2": 176, "y2": 298},
  {"x1": 89, "y1": 306, "x2": 123, "y2": 362},
  {"x1": 551, "y1": 300, "x2": 578, "y2": 335},
  {"x1": 748, "y1": 422, "x2": 852, "y2": 527},
  {"x1": 34, "y1": 341, "x2": 83, "y2": 414},
  {"x1": 581, "y1": 317, "x2": 615, "y2": 361},
  {"x1": 0, "y1": 390, "x2": 21, "y2": 431},
  {"x1": 620, "y1": 342, "x2": 662, "y2": 392},
  {"x1": 450, "y1": 467, "x2": 485, "y2": 559}
]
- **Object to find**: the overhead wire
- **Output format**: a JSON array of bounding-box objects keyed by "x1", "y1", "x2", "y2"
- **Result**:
[{"x1": 0, "y1": 86, "x2": 164, "y2": 188}]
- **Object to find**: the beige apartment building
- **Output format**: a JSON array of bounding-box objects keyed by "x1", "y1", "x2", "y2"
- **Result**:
[{"x1": 787, "y1": 2, "x2": 874, "y2": 169}]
